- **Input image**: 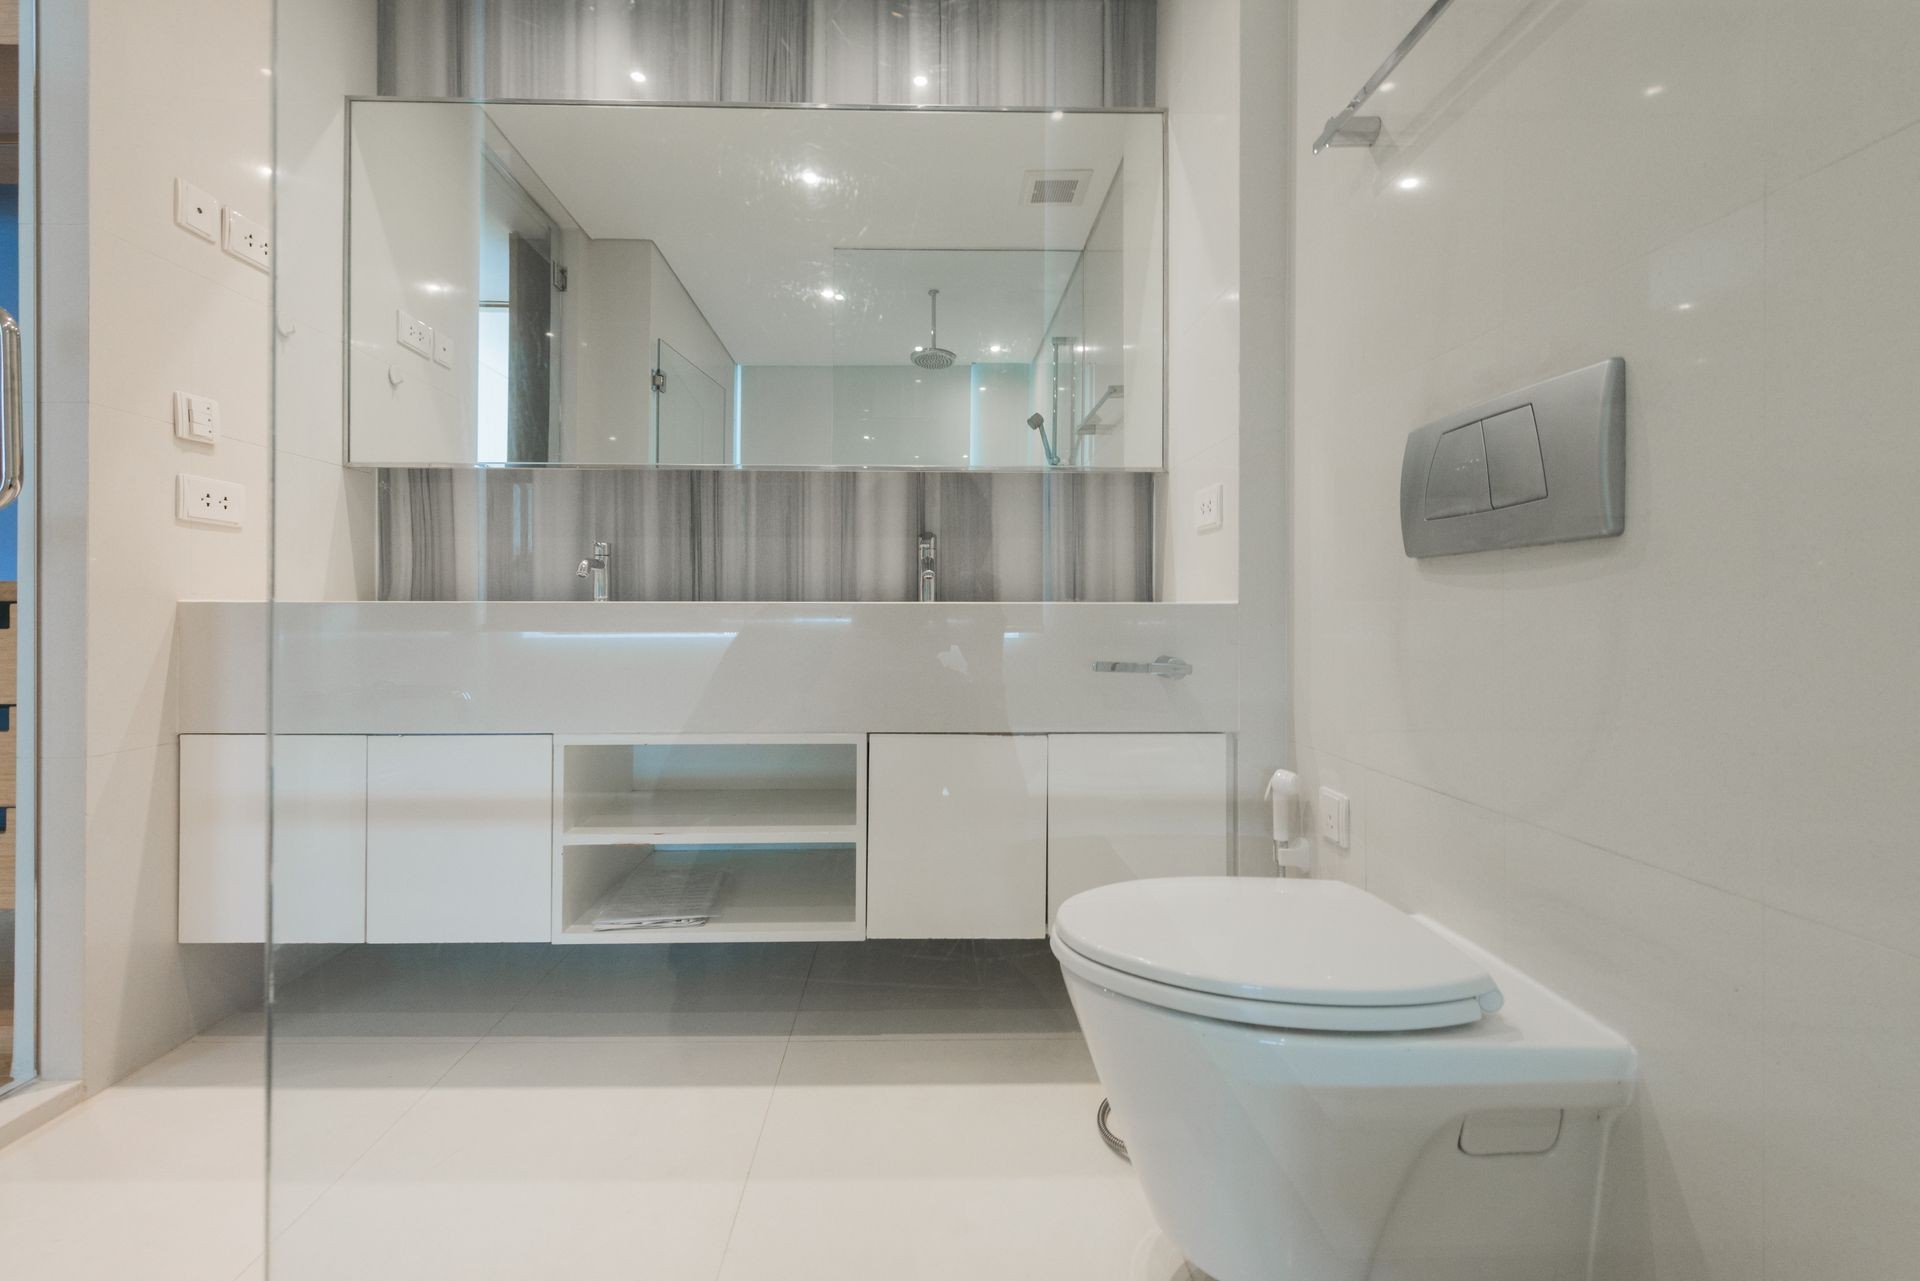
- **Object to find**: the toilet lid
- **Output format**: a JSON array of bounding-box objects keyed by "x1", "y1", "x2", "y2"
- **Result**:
[{"x1": 1053, "y1": 878, "x2": 1502, "y2": 1017}]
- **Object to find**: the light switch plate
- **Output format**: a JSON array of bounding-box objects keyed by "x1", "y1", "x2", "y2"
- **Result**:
[
  {"x1": 174, "y1": 179, "x2": 220, "y2": 243},
  {"x1": 222, "y1": 208, "x2": 271, "y2": 272},
  {"x1": 173, "y1": 392, "x2": 219, "y2": 444},
  {"x1": 1195, "y1": 482, "x2": 1224, "y2": 533},
  {"x1": 396, "y1": 311, "x2": 433, "y2": 358},
  {"x1": 1317, "y1": 786, "x2": 1351, "y2": 848},
  {"x1": 177, "y1": 474, "x2": 244, "y2": 528},
  {"x1": 433, "y1": 331, "x2": 453, "y2": 367}
]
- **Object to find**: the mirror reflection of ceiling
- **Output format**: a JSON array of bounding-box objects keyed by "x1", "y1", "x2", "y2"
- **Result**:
[
  {"x1": 829, "y1": 249, "x2": 1078, "y2": 367},
  {"x1": 480, "y1": 103, "x2": 1132, "y2": 366}
]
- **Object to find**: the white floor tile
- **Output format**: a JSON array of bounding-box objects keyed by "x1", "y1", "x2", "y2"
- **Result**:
[
  {"x1": 792, "y1": 940, "x2": 1081, "y2": 1038},
  {"x1": 266, "y1": 1038, "x2": 787, "y2": 1281},
  {"x1": 213, "y1": 944, "x2": 565, "y2": 1039},
  {"x1": 0, "y1": 1040, "x2": 265, "y2": 1281},
  {"x1": 488, "y1": 942, "x2": 814, "y2": 1039},
  {"x1": 718, "y1": 1037, "x2": 1179, "y2": 1281}
]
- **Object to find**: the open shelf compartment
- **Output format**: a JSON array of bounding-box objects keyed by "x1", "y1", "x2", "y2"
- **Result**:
[
  {"x1": 560, "y1": 738, "x2": 860, "y2": 845},
  {"x1": 553, "y1": 735, "x2": 866, "y2": 944},
  {"x1": 557, "y1": 844, "x2": 861, "y2": 944}
]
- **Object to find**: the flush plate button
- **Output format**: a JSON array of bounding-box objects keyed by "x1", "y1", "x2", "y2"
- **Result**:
[
  {"x1": 1398, "y1": 358, "x2": 1626, "y2": 557},
  {"x1": 1423, "y1": 421, "x2": 1492, "y2": 518},
  {"x1": 1484, "y1": 404, "x2": 1548, "y2": 508}
]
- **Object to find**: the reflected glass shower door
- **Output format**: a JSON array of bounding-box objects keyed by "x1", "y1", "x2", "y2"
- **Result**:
[{"x1": 654, "y1": 338, "x2": 728, "y2": 465}]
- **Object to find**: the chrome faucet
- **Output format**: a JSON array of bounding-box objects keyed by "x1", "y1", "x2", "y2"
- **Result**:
[
  {"x1": 917, "y1": 533, "x2": 937, "y2": 603},
  {"x1": 576, "y1": 540, "x2": 610, "y2": 603}
]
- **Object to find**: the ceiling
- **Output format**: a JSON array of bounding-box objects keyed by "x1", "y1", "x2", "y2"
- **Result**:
[{"x1": 482, "y1": 103, "x2": 1151, "y2": 366}]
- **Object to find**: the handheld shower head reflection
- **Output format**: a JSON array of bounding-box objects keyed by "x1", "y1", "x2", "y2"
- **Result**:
[{"x1": 1027, "y1": 412, "x2": 1062, "y2": 467}]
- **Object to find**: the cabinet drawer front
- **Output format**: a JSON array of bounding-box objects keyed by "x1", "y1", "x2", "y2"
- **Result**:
[
  {"x1": 179, "y1": 734, "x2": 370, "y2": 944},
  {"x1": 867, "y1": 734, "x2": 1047, "y2": 939},
  {"x1": 366, "y1": 735, "x2": 553, "y2": 943}
]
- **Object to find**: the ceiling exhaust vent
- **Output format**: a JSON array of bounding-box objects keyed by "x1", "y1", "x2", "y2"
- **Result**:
[{"x1": 1020, "y1": 169, "x2": 1094, "y2": 207}]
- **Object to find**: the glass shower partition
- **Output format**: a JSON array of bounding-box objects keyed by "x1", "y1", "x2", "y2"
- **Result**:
[{"x1": 265, "y1": 4, "x2": 1189, "y2": 1279}]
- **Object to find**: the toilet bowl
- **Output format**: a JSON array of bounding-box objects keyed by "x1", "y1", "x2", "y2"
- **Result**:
[{"x1": 1053, "y1": 878, "x2": 1636, "y2": 1281}]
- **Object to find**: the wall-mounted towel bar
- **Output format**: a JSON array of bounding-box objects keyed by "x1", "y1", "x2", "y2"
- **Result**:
[
  {"x1": 1093, "y1": 656, "x2": 1193, "y2": 680},
  {"x1": 1312, "y1": 0, "x2": 1459, "y2": 154}
]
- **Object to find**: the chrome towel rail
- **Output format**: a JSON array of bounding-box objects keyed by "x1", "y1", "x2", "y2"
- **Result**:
[
  {"x1": 1312, "y1": 0, "x2": 1459, "y2": 154},
  {"x1": 1093, "y1": 656, "x2": 1193, "y2": 680}
]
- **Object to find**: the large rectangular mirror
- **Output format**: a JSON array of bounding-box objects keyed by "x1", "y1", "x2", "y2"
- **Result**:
[{"x1": 347, "y1": 100, "x2": 1164, "y2": 470}]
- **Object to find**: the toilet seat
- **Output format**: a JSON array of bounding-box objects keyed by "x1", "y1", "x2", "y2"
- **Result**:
[{"x1": 1052, "y1": 877, "x2": 1504, "y2": 1033}]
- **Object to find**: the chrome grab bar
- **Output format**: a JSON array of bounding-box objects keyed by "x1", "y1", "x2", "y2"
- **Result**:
[
  {"x1": 0, "y1": 309, "x2": 21, "y2": 509},
  {"x1": 1093, "y1": 655, "x2": 1193, "y2": 680}
]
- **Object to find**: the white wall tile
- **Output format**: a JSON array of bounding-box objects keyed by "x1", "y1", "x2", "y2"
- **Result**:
[
  {"x1": 1758, "y1": 123, "x2": 1920, "y2": 957},
  {"x1": 1762, "y1": 911, "x2": 1920, "y2": 1281},
  {"x1": 1500, "y1": 824, "x2": 1766, "y2": 1281},
  {"x1": 1294, "y1": 2, "x2": 1920, "y2": 1274},
  {"x1": 1763, "y1": 0, "x2": 1920, "y2": 189}
]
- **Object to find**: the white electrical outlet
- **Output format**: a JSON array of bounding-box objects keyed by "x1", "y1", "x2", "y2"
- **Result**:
[
  {"x1": 177, "y1": 474, "x2": 245, "y2": 528},
  {"x1": 396, "y1": 310, "x2": 433, "y2": 358},
  {"x1": 1317, "y1": 786, "x2": 1351, "y2": 849},
  {"x1": 222, "y1": 208, "x2": 271, "y2": 272},
  {"x1": 433, "y1": 331, "x2": 453, "y2": 367},
  {"x1": 172, "y1": 392, "x2": 220, "y2": 444},
  {"x1": 1195, "y1": 482, "x2": 1224, "y2": 533},
  {"x1": 174, "y1": 179, "x2": 220, "y2": 242}
]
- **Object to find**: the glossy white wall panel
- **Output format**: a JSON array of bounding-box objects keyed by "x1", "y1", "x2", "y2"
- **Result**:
[
  {"x1": 1158, "y1": 0, "x2": 1241, "y2": 603},
  {"x1": 1293, "y1": 2, "x2": 1920, "y2": 1275},
  {"x1": 1045, "y1": 733, "x2": 1230, "y2": 918},
  {"x1": 365, "y1": 735, "x2": 553, "y2": 943},
  {"x1": 867, "y1": 734, "x2": 1047, "y2": 939},
  {"x1": 178, "y1": 735, "x2": 268, "y2": 943},
  {"x1": 1762, "y1": 912, "x2": 1920, "y2": 1281}
]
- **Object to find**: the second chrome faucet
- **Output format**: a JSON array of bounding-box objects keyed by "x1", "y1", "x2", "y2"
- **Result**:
[
  {"x1": 917, "y1": 533, "x2": 936, "y2": 603},
  {"x1": 577, "y1": 540, "x2": 611, "y2": 603}
]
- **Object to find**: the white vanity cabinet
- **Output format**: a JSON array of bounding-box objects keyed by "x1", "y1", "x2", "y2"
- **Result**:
[
  {"x1": 1045, "y1": 734, "x2": 1232, "y2": 919},
  {"x1": 867, "y1": 734, "x2": 1050, "y2": 939},
  {"x1": 179, "y1": 734, "x2": 368, "y2": 944},
  {"x1": 181, "y1": 728, "x2": 1225, "y2": 946},
  {"x1": 366, "y1": 735, "x2": 553, "y2": 943},
  {"x1": 179, "y1": 733, "x2": 552, "y2": 945}
]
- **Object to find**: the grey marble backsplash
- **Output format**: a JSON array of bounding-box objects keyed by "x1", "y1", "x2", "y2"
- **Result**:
[{"x1": 377, "y1": 469, "x2": 1156, "y2": 603}]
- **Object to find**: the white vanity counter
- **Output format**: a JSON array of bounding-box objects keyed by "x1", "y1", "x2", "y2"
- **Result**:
[{"x1": 177, "y1": 601, "x2": 1241, "y2": 736}]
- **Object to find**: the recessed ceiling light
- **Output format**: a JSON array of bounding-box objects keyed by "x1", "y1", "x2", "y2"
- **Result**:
[
  {"x1": 798, "y1": 168, "x2": 824, "y2": 187},
  {"x1": 1378, "y1": 81, "x2": 1395, "y2": 93},
  {"x1": 1051, "y1": 110, "x2": 1065, "y2": 122},
  {"x1": 989, "y1": 343, "x2": 1005, "y2": 354},
  {"x1": 1675, "y1": 302, "x2": 1694, "y2": 312},
  {"x1": 1396, "y1": 174, "x2": 1423, "y2": 190},
  {"x1": 913, "y1": 74, "x2": 929, "y2": 88},
  {"x1": 818, "y1": 287, "x2": 845, "y2": 301},
  {"x1": 1644, "y1": 84, "x2": 1665, "y2": 98},
  {"x1": 630, "y1": 69, "x2": 648, "y2": 84}
]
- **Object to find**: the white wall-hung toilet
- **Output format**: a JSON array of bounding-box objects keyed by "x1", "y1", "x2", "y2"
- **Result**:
[{"x1": 1053, "y1": 878, "x2": 1636, "y2": 1281}]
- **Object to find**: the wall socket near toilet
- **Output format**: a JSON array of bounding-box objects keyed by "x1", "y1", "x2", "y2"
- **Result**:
[
  {"x1": 1195, "y1": 482, "x2": 1224, "y2": 533},
  {"x1": 1318, "y1": 786, "x2": 1351, "y2": 848},
  {"x1": 177, "y1": 474, "x2": 245, "y2": 528}
]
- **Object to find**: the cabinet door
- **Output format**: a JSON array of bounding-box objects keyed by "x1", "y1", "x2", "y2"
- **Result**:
[
  {"x1": 179, "y1": 734, "x2": 367, "y2": 944},
  {"x1": 867, "y1": 734, "x2": 1047, "y2": 939},
  {"x1": 366, "y1": 735, "x2": 553, "y2": 943},
  {"x1": 1047, "y1": 734, "x2": 1231, "y2": 920}
]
